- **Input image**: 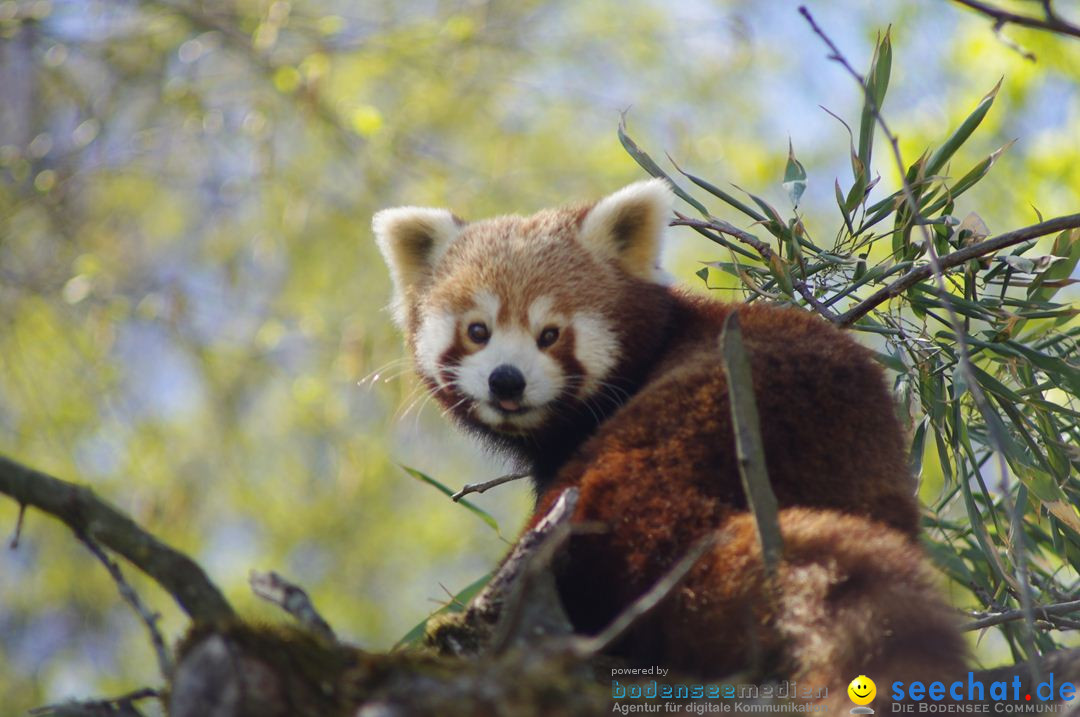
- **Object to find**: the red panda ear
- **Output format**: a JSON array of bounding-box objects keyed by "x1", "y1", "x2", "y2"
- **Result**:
[
  {"x1": 577, "y1": 179, "x2": 673, "y2": 280},
  {"x1": 373, "y1": 207, "x2": 463, "y2": 325}
]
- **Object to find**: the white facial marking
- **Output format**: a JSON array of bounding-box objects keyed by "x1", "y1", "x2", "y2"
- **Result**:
[
  {"x1": 423, "y1": 293, "x2": 617, "y2": 434},
  {"x1": 473, "y1": 290, "x2": 500, "y2": 323},
  {"x1": 528, "y1": 295, "x2": 561, "y2": 332},
  {"x1": 415, "y1": 310, "x2": 457, "y2": 383},
  {"x1": 457, "y1": 324, "x2": 563, "y2": 431},
  {"x1": 448, "y1": 294, "x2": 564, "y2": 432},
  {"x1": 571, "y1": 312, "x2": 618, "y2": 396}
]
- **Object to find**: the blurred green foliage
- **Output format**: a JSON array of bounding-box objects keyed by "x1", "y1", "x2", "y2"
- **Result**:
[{"x1": 0, "y1": 0, "x2": 1078, "y2": 712}]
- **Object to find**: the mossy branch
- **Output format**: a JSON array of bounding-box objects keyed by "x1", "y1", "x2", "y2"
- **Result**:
[{"x1": 0, "y1": 454, "x2": 234, "y2": 623}]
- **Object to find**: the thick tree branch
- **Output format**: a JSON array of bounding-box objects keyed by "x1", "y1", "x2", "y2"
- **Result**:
[
  {"x1": 428, "y1": 489, "x2": 579, "y2": 657},
  {"x1": 0, "y1": 454, "x2": 234, "y2": 623},
  {"x1": 837, "y1": 215, "x2": 1080, "y2": 325}
]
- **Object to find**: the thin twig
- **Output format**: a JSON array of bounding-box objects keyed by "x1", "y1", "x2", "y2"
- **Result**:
[
  {"x1": 79, "y1": 535, "x2": 173, "y2": 678},
  {"x1": 29, "y1": 688, "x2": 160, "y2": 717},
  {"x1": 451, "y1": 472, "x2": 530, "y2": 502},
  {"x1": 249, "y1": 570, "x2": 336, "y2": 640},
  {"x1": 673, "y1": 213, "x2": 773, "y2": 257},
  {"x1": 0, "y1": 454, "x2": 234, "y2": 622},
  {"x1": 964, "y1": 598, "x2": 1080, "y2": 631},
  {"x1": 570, "y1": 534, "x2": 716, "y2": 656},
  {"x1": 951, "y1": 0, "x2": 1080, "y2": 40},
  {"x1": 672, "y1": 213, "x2": 841, "y2": 322},
  {"x1": 799, "y1": 4, "x2": 1044, "y2": 681},
  {"x1": 837, "y1": 214, "x2": 1080, "y2": 325},
  {"x1": 10, "y1": 501, "x2": 25, "y2": 548}
]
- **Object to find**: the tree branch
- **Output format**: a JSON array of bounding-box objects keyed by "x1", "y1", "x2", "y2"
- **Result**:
[
  {"x1": 451, "y1": 472, "x2": 530, "y2": 502},
  {"x1": 836, "y1": 214, "x2": 1080, "y2": 325},
  {"x1": 249, "y1": 570, "x2": 335, "y2": 640},
  {"x1": 951, "y1": 0, "x2": 1080, "y2": 41},
  {"x1": 79, "y1": 535, "x2": 174, "y2": 678},
  {"x1": 672, "y1": 213, "x2": 841, "y2": 322},
  {"x1": 569, "y1": 533, "x2": 716, "y2": 657},
  {"x1": 964, "y1": 598, "x2": 1080, "y2": 631},
  {"x1": 29, "y1": 688, "x2": 160, "y2": 717},
  {"x1": 426, "y1": 488, "x2": 579, "y2": 657},
  {"x1": 0, "y1": 454, "x2": 234, "y2": 623}
]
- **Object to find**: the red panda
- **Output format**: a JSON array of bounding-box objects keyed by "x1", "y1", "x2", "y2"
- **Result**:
[{"x1": 374, "y1": 180, "x2": 967, "y2": 708}]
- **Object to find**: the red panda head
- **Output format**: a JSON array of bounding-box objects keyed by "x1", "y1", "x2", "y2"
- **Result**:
[{"x1": 373, "y1": 179, "x2": 673, "y2": 437}]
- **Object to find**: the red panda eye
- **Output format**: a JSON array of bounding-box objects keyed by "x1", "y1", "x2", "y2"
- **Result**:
[
  {"x1": 538, "y1": 327, "x2": 560, "y2": 348},
  {"x1": 467, "y1": 322, "x2": 490, "y2": 344}
]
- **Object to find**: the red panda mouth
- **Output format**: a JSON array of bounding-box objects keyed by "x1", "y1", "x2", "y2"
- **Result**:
[{"x1": 493, "y1": 399, "x2": 527, "y2": 415}]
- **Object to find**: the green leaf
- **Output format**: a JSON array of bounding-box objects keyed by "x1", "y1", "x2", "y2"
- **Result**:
[
  {"x1": 674, "y1": 163, "x2": 765, "y2": 223},
  {"x1": 873, "y1": 349, "x2": 905, "y2": 373},
  {"x1": 400, "y1": 465, "x2": 502, "y2": 536},
  {"x1": 393, "y1": 572, "x2": 492, "y2": 650},
  {"x1": 617, "y1": 118, "x2": 710, "y2": 217},
  {"x1": 923, "y1": 140, "x2": 1015, "y2": 217},
  {"x1": 925, "y1": 78, "x2": 1002, "y2": 178},
  {"x1": 783, "y1": 139, "x2": 807, "y2": 208},
  {"x1": 766, "y1": 253, "x2": 794, "y2": 298},
  {"x1": 857, "y1": 28, "x2": 892, "y2": 177},
  {"x1": 1026, "y1": 229, "x2": 1080, "y2": 305},
  {"x1": 835, "y1": 178, "x2": 855, "y2": 235},
  {"x1": 923, "y1": 538, "x2": 974, "y2": 584},
  {"x1": 909, "y1": 417, "x2": 929, "y2": 477}
]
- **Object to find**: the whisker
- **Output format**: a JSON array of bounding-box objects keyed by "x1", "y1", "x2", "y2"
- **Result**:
[
  {"x1": 439, "y1": 396, "x2": 471, "y2": 421},
  {"x1": 393, "y1": 385, "x2": 432, "y2": 422},
  {"x1": 359, "y1": 358, "x2": 413, "y2": 385}
]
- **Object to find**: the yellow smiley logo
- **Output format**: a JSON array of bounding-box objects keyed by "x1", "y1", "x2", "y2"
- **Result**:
[{"x1": 848, "y1": 675, "x2": 876, "y2": 706}]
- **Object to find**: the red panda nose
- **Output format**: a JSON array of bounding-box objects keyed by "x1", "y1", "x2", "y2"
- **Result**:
[{"x1": 489, "y1": 364, "x2": 526, "y2": 400}]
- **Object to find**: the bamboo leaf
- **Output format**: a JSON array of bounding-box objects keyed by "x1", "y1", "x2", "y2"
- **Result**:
[
  {"x1": 767, "y1": 253, "x2": 795, "y2": 297},
  {"x1": 926, "y1": 78, "x2": 1002, "y2": 177},
  {"x1": 617, "y1": 118, "x2": 710, "y2": 216},
  {"x1": 720, "y1": 313, "x2": 783, "y2": 576},
  {"x1": 910, "y1": 417, "x2": 929, "y2": 477},
  {"x1": 923, "y1": 140, "x2": 1016, "y2": 216},
  {"x1": 857, "y1": 29, "x2": 892, "y2": 175},
  {"x1": 393, "y1": 572, "x2": 492, "y2": 650},
  {"x1": 401, "y1": 465, "x2": 502, "y2": 536},
  {"x1": 835, "y1": 178, "x2": 855, "y2": 234},
  {"x1": 783, "y1": 139, "x2": 807, "y2": 208},
  {"x1": 673, "y1": 162, "x2": 765, "y2": 223},
  {"x1": 1026, "y1": 229, "x2": 1080, "y2": 306}
]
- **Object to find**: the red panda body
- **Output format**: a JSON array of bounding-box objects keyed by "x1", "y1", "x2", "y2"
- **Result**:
[{"x1": 374, "y1": 180, "x2": 966, "y2": 708}]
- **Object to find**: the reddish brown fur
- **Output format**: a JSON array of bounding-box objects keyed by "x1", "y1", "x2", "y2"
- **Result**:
[
  {"x1": 376, "y1": 185, "x2": 968, "y2": 709},
  {"x1": 525, "y1": 294, "x2": 966, "y2": 707}
]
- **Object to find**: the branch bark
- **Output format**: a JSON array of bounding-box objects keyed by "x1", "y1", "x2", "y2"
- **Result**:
[
  {"x1": 836, "y1": 217, "x2": 1080, "y2": 325},
  {"x1": 0, "y1": 454, "x2": 234, "y2": 623},
  {"x1": 951, "y1": 0, "x2": 1080, "y2": 40}
]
